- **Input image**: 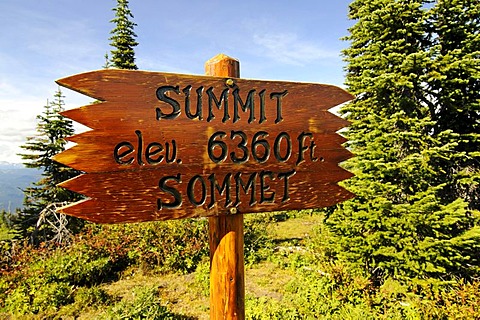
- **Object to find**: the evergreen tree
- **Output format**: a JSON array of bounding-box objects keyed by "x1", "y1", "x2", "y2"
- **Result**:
[
  {"x1": 428, "y1": 0, "x2": 480, "y2": 210},
  {"x1": 326, "y1": 0, "x2": 480, "y2": 284},
  {"x1": 109, "y1": 0, "x2": 138, "y2": 70},
  {"x1": 0, "y1": 209, "x2": 15, "y2": 241},
  {"x1": 103, "y1": 52, "x2": 112, "y2": 69},
  {"x1": 15, "y1": 89, "x2": 83, "y2": 243}
]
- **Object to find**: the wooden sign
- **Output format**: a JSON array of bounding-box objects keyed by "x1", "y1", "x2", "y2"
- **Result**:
[{"x1": 54, "y1": 68, "x2": 354, "y2": 223}]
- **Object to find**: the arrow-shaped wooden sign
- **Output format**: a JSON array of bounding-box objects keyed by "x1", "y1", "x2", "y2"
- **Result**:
[{"x1": 55, "y1": 69, "x2": 354, "y2": 223}]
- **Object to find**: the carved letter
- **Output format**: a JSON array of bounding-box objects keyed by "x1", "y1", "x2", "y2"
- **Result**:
[
  {"x1": 156, "y1": 86, "x2": 181, "y2": 120},
  {"x1": 114, "y1": 141, "x2": 134, "y2": 165},
  {"x1": 208, "y1": 173, "x2": 232, "y2": 208},
  {"x1": 296, "y1": 132, "x2": 313, "y2": 165},
  {"x1": 184, "y1": 85, "x2": 204, "y2": 120},
  {"x1": 233, "y1": 88, "x2": 255, "y2": 123},
  {"x1": 278, "y1": 170, "x2": 295, "y2": 202},
  {"x1": 207, "y1": 87, "x2": 230, "y2": 122},
  {"x1": 260, "y1": 170, "x2": 275, "y2": 204},
  {"x1": 234, "y1": 172, "x2": 257, "y2": 206},
  {"x1": 259, "y1": 89, "x2": 266, "y2": 124},
  {"x1": 157, "y1": 174, "x2": 182, "y2": 209},
  {"x1": 145, "y1": 142, "x2": 164, "y2": 165},
  {"x1": 270, "y1": 90, "x2": 288, "y2": 124},
  {"x1": 187, "y1": 174, "x2": 207, "y2": 206},
  {"x1": 135, "y1": 130, "x2": 144, "y2": 165}
]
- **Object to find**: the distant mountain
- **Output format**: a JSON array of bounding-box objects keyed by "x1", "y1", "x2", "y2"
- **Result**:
[{"x1": 0, "y1": 162, "x2": 42, "y2": 211}]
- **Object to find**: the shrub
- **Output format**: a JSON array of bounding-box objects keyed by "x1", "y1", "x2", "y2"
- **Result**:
[
  {"x1": 76, "y1": 219, "x2": 210, "y2": 274},
  {"x1": 3, "y1": 280, "x2": 73, "y2": 315},
  {"x1": 193, "y1": 259, "x2": 210, "y2": 296},
  {"x1": 99, "y1": 286, "x2": 176, "y2": 320},
  {"x1": 244, "y1": 213, "x2": 275, "y2": 265},
  {"x1": 74, "y1": 286, "x2": 112, "y2": 307}
]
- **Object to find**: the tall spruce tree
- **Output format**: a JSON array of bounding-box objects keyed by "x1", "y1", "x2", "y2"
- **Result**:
[
  {"x1": 109, "y1": 0, "x2": 138, "y2": 69},
  {"x1": 428, "y1": 0, "x2": 480, "y2": 210},
  {"x1": 326, "y1": 0, "x2": 480, "y2": 284},
  {"x1": 15, "y1": 89, "x2": 83, "y2": 243}
]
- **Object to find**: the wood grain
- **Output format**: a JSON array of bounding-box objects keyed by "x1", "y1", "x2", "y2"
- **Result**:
[
  {"x1": 54, "y1": 54, "x2": 356, "y2": 320},
  {"x1": 206, "y1": 55, "x2": 245, "y2": 320},
  {"x1": 57, "y1": 165, "x2": 353, "y2": 223},
  {"x1": 54, "y1": 60, "x2": 354, "y2": 223}
]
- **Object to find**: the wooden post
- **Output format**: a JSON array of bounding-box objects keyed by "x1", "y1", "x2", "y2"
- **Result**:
[
  {"x1": 55, "y1": 55, "x2": 355, "y2": 319},
  {"x1": 206, "y1": 54, "x2": 245, "y2": 320}
]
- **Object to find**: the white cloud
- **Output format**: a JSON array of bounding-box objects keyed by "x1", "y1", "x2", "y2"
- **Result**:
[
  {"x1": 253, "y1": 32, "x2": 337, "y2": 66},
  {"x1": 0, "y1": 5, "x2": 106, "y2": 164},
  {"x1": 0, "y1": 98, "x2": 42, "y2": 163},
  {"x1": 0, "y1": 95, "x2": 95, "y2": 164}
]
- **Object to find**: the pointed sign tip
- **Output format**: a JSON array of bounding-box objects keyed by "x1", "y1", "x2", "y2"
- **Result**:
[
  {"x1": 55, "y1": 70, "x2": 106, "y2": 101},
  {"x1": 55, "y1": 74, "x2": 81, "y2": 93}
]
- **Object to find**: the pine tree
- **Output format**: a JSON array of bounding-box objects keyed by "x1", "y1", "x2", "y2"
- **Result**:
[
  {"x1": 109, "y1": 0, "x2": 138, "y2": 70},
  {"x1": 424, "y1": 0, "x2": 480, "y2": 280},
  {"x1": 15, "y1": 89, "x2": 83, "y2": 243},
  {"x1": 428, "y1": 0, "x2": 480, "y2": 210},
  {"x1": 326, "y1": 0, "x2": 480, "y2": 284},
  {"x1": 103, "y1": 52, "x2": 112, "y2": 69}
]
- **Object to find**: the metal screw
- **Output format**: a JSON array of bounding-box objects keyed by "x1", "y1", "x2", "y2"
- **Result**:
[
  {"x1": 226, "y1": 78, "x2": 235, "y2": 87},
  {"x1": 229, "y1": 207, "x2": 238, "y2": 215}
]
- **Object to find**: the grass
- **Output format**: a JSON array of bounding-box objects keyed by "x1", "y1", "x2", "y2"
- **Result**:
[
  {"x1": 2, "y1": 212, "x2": 480, "y2": 319},
  {"x1": 0, "y1": 224, "x2": 15, "y2": 241},
  {"x1": 77, "y1": 212, "x2": 322, "y2": 319},
  {"x1": 101, "y1": 272, "x2": 210, "y2": 319},
  {"x1": 246, "y1": 261, "x2": 295, "y2": 301}
]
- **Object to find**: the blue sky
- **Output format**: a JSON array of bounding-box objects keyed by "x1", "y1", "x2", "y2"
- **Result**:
[{"x1": 0, "y1": 0, "x2": 353, "y2": 163}]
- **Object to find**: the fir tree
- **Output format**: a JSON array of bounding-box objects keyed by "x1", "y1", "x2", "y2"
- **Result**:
[
  {"x1": 15, "y1": 89, "x2": 83, "y2": 243},
  {"x1": 103, "y1": 52, "x2": 112, "y2": 69},
  {"x1": 109, "y1": 0, "x2": 138, "y2": 70},
  {"x1": 428, "y1": 0, "x2": 480, "y2": 210},
  {"x1": 326, "y1": 0, "x2": 480, "y2": 284}
]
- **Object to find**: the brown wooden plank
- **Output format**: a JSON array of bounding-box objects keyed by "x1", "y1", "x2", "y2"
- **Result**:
[
  {"x1": 58, "y1": 199, "x2": 189, "y2": 223},
  {"x1": 55, "y1": 67, "x2": 355, "y2": 224},
  {"x1": 56, "y1": 69, "x2": 353, "y2": 112},
  {"x1": 60, "y1": 101, "x2": 350, "y2": 132},
  {"x1": 57, "y1": 164, "x2": 354, "y2": 223},
  {"x1": 58, "y1": 182, "x2": 353, "y2": 224},
  {"x1": 59, "y1": 164, "x2": 354, "y2": 197},
  {"x1": 54, "y1": 56, "x2": 356, "y2": 320},
  {"x1": 54, "y1": 128, "x2": 351, "y2": 173}
]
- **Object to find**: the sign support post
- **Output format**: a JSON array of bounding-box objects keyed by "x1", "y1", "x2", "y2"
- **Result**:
[
  {"x1": 54, "y1": 53, "x2": 356, "y2": 319},
  {"x1": 205, "y1": 54, "x2": 245, "y2": 320}
]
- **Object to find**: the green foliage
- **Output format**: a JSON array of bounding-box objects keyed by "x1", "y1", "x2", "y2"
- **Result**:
[
  {"x1": 0, "y1": 245, "x2": 113, "y2": 316},
  {"x1": 428, "y1": 0, "x2": 480, "y2": 210},
  {"x1": 326, "y1": 0, "x2": 480, "y2": 284},
  {"x1": 1, "y1": 213, "x2": 480, "y2": 318},
  {"x1": 99, "y1": 286, "x2": 176, "y2": 320},
  {"x1": 0, "y1": 219, "x2": 210, "y2": 316},
  {"x1": 109, "y1": 0, "x2": 138, "y2": 69},
  {"x1": 0, "y1": 213, "x2": 278, "y2": 317},
  {"x1": 4, "y1": 281, "x2": 73, "y2": 315},
  {"x1": 84, "y1": 219, "x2": 210, "y2": 274},
  {"x1": 74, "y1": 286, "x2": 112, "y2": 307},
  {"x1": 244, "y1": 213, "x2": 276, "y2": 265},
  {"x1": 246, "y1": 221, "x2": 480, "y2": 319},
  {"x1": 246, "y1": 295, "x2": 303, "y2": 320},
  {"x1": 193, "y1": 260, "x2": 210, "y2": 296},
  {"x1": 15, "y1": 88, "x2": 83, "y2": 244},
  {"x1": 0, "y1": 209, "x2": 15, "y2": 241}
]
